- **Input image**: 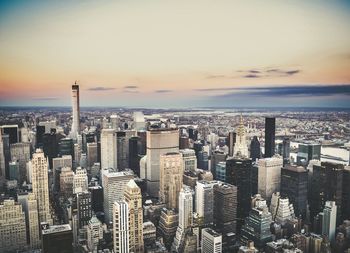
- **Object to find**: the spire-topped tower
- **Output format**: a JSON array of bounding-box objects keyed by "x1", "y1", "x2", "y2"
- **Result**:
[{"x1": 234, "y1": 114, "x2": 248, "y2": 157}]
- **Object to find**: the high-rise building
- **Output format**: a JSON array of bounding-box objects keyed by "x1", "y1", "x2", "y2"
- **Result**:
[
  {"x1": 42, "y1": 130, "x2": 60, "y2": 169},
  {"x1": 101, "y1": 129, "x2": 117, "y2": 170},
  {"x1": 70, "y1": 83, "x2": 80, "y2": 139},
  {"x1": 110, "y1": 114, "x2": 120, "y2": 130},
  {"x1": 89, "y1": 184, "x2": 103, "y2": 213},
  {"x1": 1, "y1": 125, "x2": 19, "y2": 144},
  {"x1": 195, "y1": 180, "x2": 217, "y2": 225},
  {"x1": 59, "y1": 138, "x2": 74, "y2": 159},
  {"x1": 52, "y1": 155, "x2": 72, "y2": 188},
  {"x1": 282, "y1": 137, "x2": 290, "y2": 165},
  {"x1": 116, "y1": 131, "x2": 130, "y2": 170},
  {"x1": 42, "y1": 224, "x2": 73, "y2": 253},
  {"x1": 213, "y1": 182, "x2": 237, "y2": 234},
  {"x1": 172, "y1": 186, "x2": 193, "y2": 252},
  {"x1": 211, "y1": 150, "x2": 227, "y2": 178},
  {"x1": 102, "y1": 169, "x2": 134, "y2": 223},
  {"x1": 124, "y1": 180, "x2": 144, "y2": 253},
  {"x1": 31, "y1": 149, "x2": 52, "y2": 224},
  {"x1": 201, "y1": 228, "x2": 222, "y2": 253},
  {"x1": 60, "y1": 166, "x2": 74, "y2": 198},
  {"x1": 87, "y1": 142, "x2": 98, "y2": 167},
  {"x1": 113, "y1": 201, "x2": 130, "y2": 253},
  {"x1": 215, "y1": 162, "x2": 226, "y2": 182},
  {"x1": 270, "y1": 192, "x2": 295, "y2": 225},
  {"x1": 309, "y1": 162, "x2": 343, "y2": 223},
  {"x1": 264, "y1": 117, "x2": 275, "y2": 158},
  {"x1": 158, "y1": 208, "x2": 179, "y2": 250},
  {"x1": 9, "y1": 160, "x2": 19, "y2": 181},
  {"x1": 342, "y1": 167, "x2": 350, "y2": 222},
  {"x1": 133, "y1": 111, "x2": 146, "y2": 131},
  {"x1": 73, "y1": 167, "x2": 88, "y2": 193},
  {"x1": 250, "y1": 136, "x2": 261, "y2": 162},
  {"x1": 234, "y1": 115, "x2": 248, "y2": 157},
  {"x1": 146, "y1": 128, "x2": 179, "y2": 197},
  {"x1": 257, "y1": 156, "x2": 283, "y2": 202},
  {"x1": 297, "y1": 143, "x2": 321, "y2": 165},
  {"x1": 87, "y1": 216, "x2": 103, "y2": 252},
  {"x1": 197, "y1": 150, "x2": 209, "y2": 170},
  {"x1": 280, "y1": 165, "x2": 308, "y2": 218},
  {"x1": 240, "y1": 203, "x2": 273, "y2": 249},
  {"x1": 226, "y1": 157, "x2": 253, "y2": 228},
  {"x1": 10, "y1": 142, "x2": 31, "y2": 183},
  {"x1": 322, "y1": 201, "x2": 337, "y2": 243},
  {"x1": 76, "y1": 191, "x2": 92, "y2": 229},
  {"x1": 227, "y1": 131, "x2": 236, "y2": 157},
  {"x1": 129, "y1": 136, "x2": 142, "y2": 176},
  {"x1": 0, "y1": 131, "x2": 6, "y2": 186},
  {"x1": 0, "y1": 199, "x2": 27, "y2": 252},
  {"x1": 159, "y1": 152, "x2": 184, "y2": 209},
  {"x1": 180, "y1": 149, "x2": 197, "y2": 172}
]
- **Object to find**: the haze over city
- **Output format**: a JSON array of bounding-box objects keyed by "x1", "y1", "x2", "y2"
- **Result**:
[{"x1": 1, "y1": 0, "x2": 350, "y2": 107}]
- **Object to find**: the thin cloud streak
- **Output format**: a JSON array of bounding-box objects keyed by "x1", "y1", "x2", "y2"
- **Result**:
[{"x1": 87, "y1": 87, "x2": 116, "y2": 91}]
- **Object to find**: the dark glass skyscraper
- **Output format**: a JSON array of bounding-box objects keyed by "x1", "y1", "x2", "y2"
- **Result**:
[
  {"x1": 129, "y1": 136, "x2": 141, "y2": 176},
  {"x1": 250, "y1": 136, "x2": 261, "y2": 162},
  {"x1": 264, "y1": 117, "x2": 275, "y2": 158}
]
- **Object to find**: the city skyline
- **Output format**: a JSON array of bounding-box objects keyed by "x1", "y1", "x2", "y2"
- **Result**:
[{"x1": 1, "y1": 0, "x2": 350, "y2": 108}]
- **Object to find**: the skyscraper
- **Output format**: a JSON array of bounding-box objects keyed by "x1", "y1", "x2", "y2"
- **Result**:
[
  {"x1": 322, "y1": 201, "x2": 337, "y2": 243},
  {"x1": 297, "y1": 143, "x2": 321, "y2": 165},
  {"x1": 70, "y1": 83, "x2": 80, "y2": 139},
  {"x1": 87, "y1": 216, "x2": 103, "y2": 252},
  {"x1": 86, "y1": 142, "x2": 98, "y2": 167},
  {"x1": 227, "y1": 131, "x2": 236, "y2": 157},
  {"x1": 264, "y1": 117, "x2": 275, "y2": 158},
  {"x1": 124, "y1": 180, "x2": 144, "y2": 253},
  {"x1": 195, "y1": 180, "x2": 217, "y2": 225},
  {"x1": 113, "y1": 201, "x2": 130, "y2": 253},
  {"x1": 73, "y1": 167, "x2": 88, "y2": 193},
  {"x1": 257, "y1": 156, "x2": 283, "y2": 202},
  {"x1": 10, "y1": 142, "x2": 31, "y2": 184},
  {"x1": 180, "y1": 149, "x2": 197, "y2": 172},
  {"x1": 250, "y1": 136, "x2": 261, "y2": 162},
  {"x1": 159, "y1": 152, "x2": 184, "y2": 209},
  {"x1": 76, "y1": 191, "x2": 92, "y2": 228},
  {"x1": 102, "y1": 169, "x2": 134, "y2": 223},
  {"x1": 42, "y1": 224, "x2": 73, "y2": 253},
  {"x1": 280, "y1": 165, "x2": 308, "y2": 218},
  {"x1": 31, "y1": 149, "x2": 52, "y2": 224},
  {"x1": 117, "y1": 131, "x2": 129, "y2": 170},
  {"x1": 146, "y1": 127, "x2": 179, "y2": 197},
  {"x1": 0, "y1": 199, "x2": 27, "y2": 252},
  {"x1": 0, "y1": 131, "x2": 6, "y2": 187},
  {"x1": 201, "y1": 228, "x2": 222, "y2": 253},
  {"x1": 234, "y1": 115, "x2": 248, "y2": 157},
  {"x1": 101, "y1": 128, "x2": 117, "y2": 170}
]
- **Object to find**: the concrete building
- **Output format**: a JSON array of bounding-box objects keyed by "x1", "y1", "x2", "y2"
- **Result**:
[
  {"x1": 87, "y1": 142, "x2": 98, "y2": 167},
  {"x1": 60, "y1": 166, "x2": 74, "y2": 198},
  {"x1": 124, "y1": 180, "x2": 144, "y2": 253},
  {"x1": 196, "y1": 180, "x2": 217, "y2": 225},
  {"x1": 201, "y1": 228, "x2": 222, "y2": 253},
  {"x1": 73, "y1": 167, "x2": 88, "y2": 193},
  {"x1": 101, "y1": 128, "x2": 117, "y2": 170},
  {"x1": 87, "y1": 216, "x2": 103, "y2": 252},
  {"x1": 42, "y1": 224, "x2": 73, "y2": 253},
  {"x1": 146, "y1": 128, "x2": 179, "y2": 197},
  {"x1": 113, "y1": 201, "x2": 130, "y2": 253},
  {"x1": 10, "y1": 142, "x2": 31, "y2": 183},
  {"x1": 322, "y1": 201, "x2": 337, "y2": 243},
  {"x1": 70, "y1": 83, "x2": 80, "y2": 139},
  {"x1": 159, "y1": 152, "x2": 184, "y2": 209},
  {"x1": 180, "y1": 148, "x2": 197, "y2": 172}
]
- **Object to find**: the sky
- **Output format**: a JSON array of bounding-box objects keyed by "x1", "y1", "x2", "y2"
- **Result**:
[{"x1": 0, "y1": 0, "x2": 350, "y2": 108}]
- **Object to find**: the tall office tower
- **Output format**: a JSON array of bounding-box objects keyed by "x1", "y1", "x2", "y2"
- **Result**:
[
  {"x1": 322, "y1": 201, "x2": 337, "y2": 243},
  {"x1": 70, "y1": 83, "x2": 80, "y2": 139},
  {"x1": 146, "y1": 127, "x2": 179, "y2": 197},
  {"x1": 270, "y1": 192, "x2": 295, "y2": 225},
  {"x1": 211, "y1": 150, "x2": 227, "y2": 177},
  {"x1": 87, "y1": 216, "x2": 103, "y2": 252},
  {"x1": 240, "y1": 204, "x2": 273, "y2": 249},
  {"x1": 172, "y1": 186, "x2": 193, "y2": 251},
  {"x1": 60, "y1": 167, "x2": 74, "y2": 198},
  {"x1": 89, "y1": 184, "x2": 103, "y2": 213},
  {"x1": 215, "y1": 162, "x2": 226, "y2": 182},
  {"x1": 101, "y1": 128, "x2": 117, "y2": 170},
  {"x1": 2, "y1": 133, "x2": 11, "y2": 177},
  {"x1": 342, "y1": 167, "x2": 350, "y2": 221},
  {"x1": 52, "y1": 155, "x2": 72, "y2": 181},
  {"x1": 74, "y1": 143, "x2": 81, "y2": 167},
  {"x1": 82, "y1": 131, "x2": 95, "y2": 153},
  {"x1": 213, "y1": 182, "x2": 237, "y2": 234},
  {"x1": 59, "y1": 138, "x2": 74, "y2": 158},
  {"x1": 179, "y1": 136, "x2": 190, "y2": 149},
  {"x1": 234, "y1": 115, "x2": 248, "y2": 157},
  {"x1": 113, "y1": 201, "x2": 130, "y2": 253},
  {"x1": 180, "y1": 149, "x2": 197, "y2": 172},
  {"x1": 201, "y1": 228, "x2": 222, "y2": 253},
  {"x1": 257, "y1": 156, "x2": 283, "y2": 202},
  {"x1": 36, "y1": 125, "x2": 46, "y2": 148},
  {"x1": 76, "y1": 191, "x2": 92, "y2": 228},
  {"x1": 9, "y1": 161, "x2": 19, "y2": 180},
  {"x1": 1, "y1": 124, "x2": 19, "y2": 144},
  {"x1": 129, "y1": 136, "x2": 142, "y2": 176},
  {"x1": 195, "y1": 180, "x2": 217, "y2": 225},
  {"x1": 102, "y1": 169, "x2": 134, "y2": 223},
  {"x1": 124, "y1": 180, "x2": 144, "y2": 253},
  {"x1": 42, "y1": 131, "x2": 60, "y2": 169},
  {"x1": 0, "y1": 131, "x2": 6, "y2": 187},
  {"x1": 20, "y1": 126, "x2": 29, "y2": 143},
  {"x1": 10, "y1": 142, "x2": 31, "y2": 183},
  {"x1": 110, "y1": 114, "x2": 120, "y2": 130},
  {"x1": 198, "y1": 150, "x2": 209, "y2": 170},
  {"x1": 117, "y1": 131, "x2": 129, "y2": 170},
  {"x1": 0, "y1": 199, "x2": 27, "y2": 252},
  {"x1": 159, "y1": 152, "x2": 184, "y2": 209},
  {"x1": 264, "y1": 117, "x2": 275, "y2": 158},
  {"x1": 282, "y1": 137, "x2": 290, "y2": 164},
  {"x1": 42, "y1": 224, "x2": 73, "y2": 253},
  {"x1": 227, "y1": 131, "x2": 236, "y2": 157},
  {"x1": 86, "y1": 142, "x2": 98, "y2": 167},
  {"x1": 31, "y1": 149, "x2": 52, "y2": 224},
  {"x1": 226, "y1": 157, "x2": 253, "y2": 229},
  {"x1": 297, "y1": 143, "x2": 321, "y2": 165},
  {"x1": 250, "y1": 136, "x2": 261, "y2": 162},
  {"x1": 158, "y1": 208, "x2": 179, "y2": 250},
  {"x1": 309, "y1": 162, "x2": 343, "y2": 224},
  {"x1": 73, "y1": 167, "x2": 88, "y2": 193},
  {"x1": 17, "y1": 192, "x2": 41, "y2": 249},
  {"x1": 280, "y1": 165, "x2": 308, "y2": 218},
  {"x1": 133, "y1": 111, "x2": 146, "y2": 131}
]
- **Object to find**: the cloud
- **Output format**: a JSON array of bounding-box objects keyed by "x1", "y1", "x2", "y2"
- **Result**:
[
  {"x1": 88, "y1": 86, "x2": 116, "y2": 91},
  {"x1": 32, "y1": 97, "x2": 59, "y2": 100},
  {"x1": 206, "y1": 74, "x2": 227, "y2": 79},
  {"x1": 123, "y1": 90, "x2": 139, "y2": 93},
  {"x1": 244, "y1": 74, "x2": 260, "y2": 78},
  {"x1": 212, "y1": 84, "x2": 350, "y2": 98},
  {"x1": 155, "y1": 89, "x2": 173, "y2": 93},
  {"x1": 123, "y1": 85, "x2": 138, "y2": 89},
  {"x1": 195, "y1": 87, "x2": 237, "y2": 92}
]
